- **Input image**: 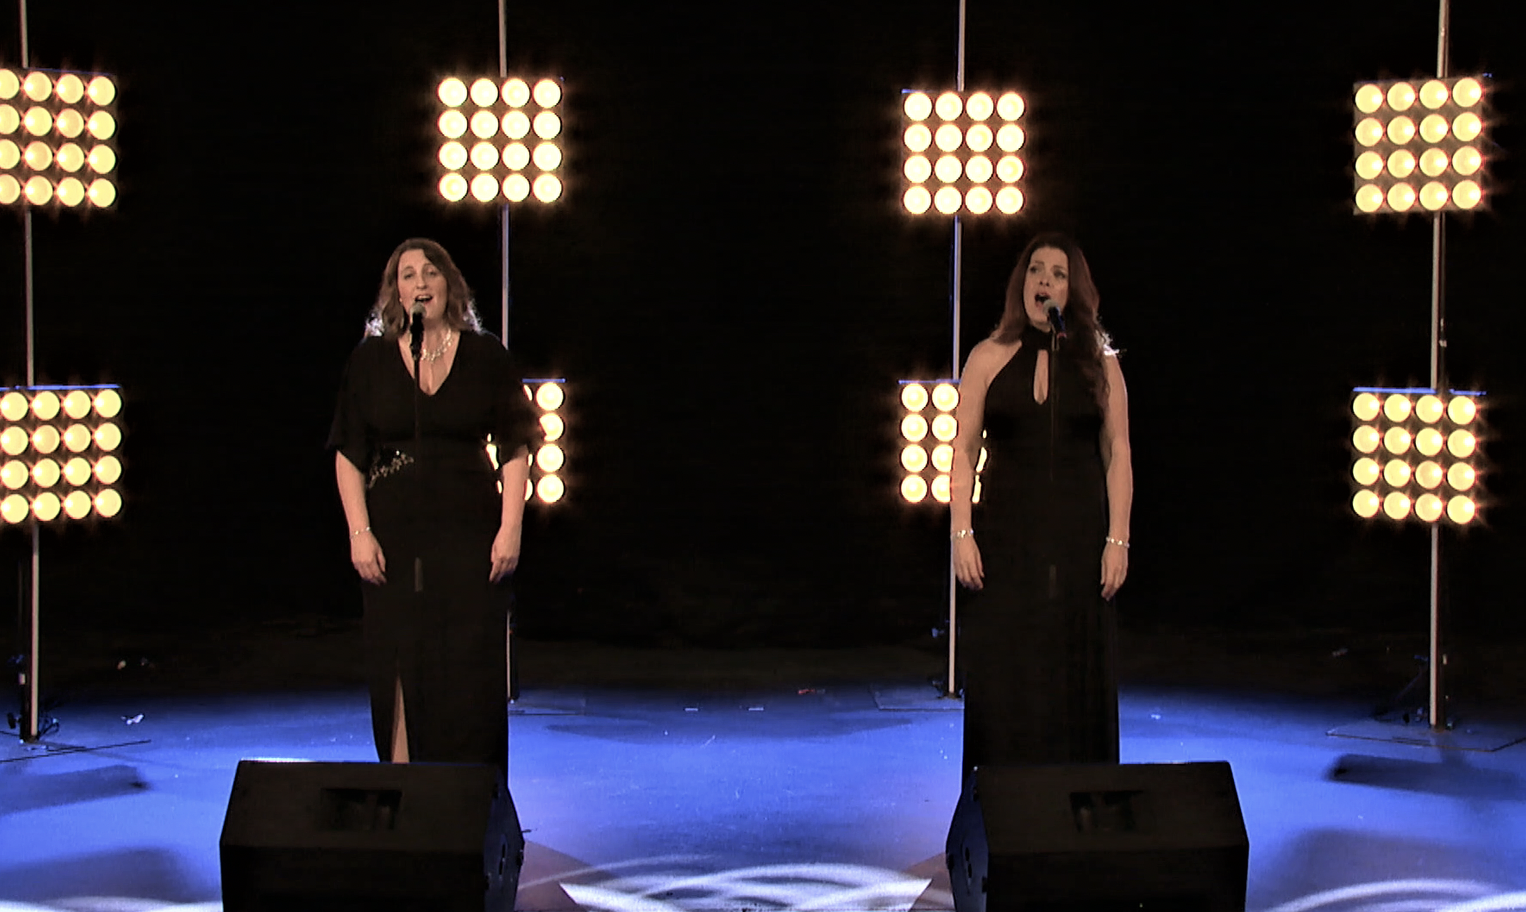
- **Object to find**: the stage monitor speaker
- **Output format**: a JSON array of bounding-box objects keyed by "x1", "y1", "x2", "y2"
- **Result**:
[
  {"x1": 220, "y1": 760, "x2": 523, "y2": 912},
  {"x1": 946, "y1": 761, "x2": 1249, "y2": 912}
]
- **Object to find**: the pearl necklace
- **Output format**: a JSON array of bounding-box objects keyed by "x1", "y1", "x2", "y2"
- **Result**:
[{"x1": 419, "y1": 328, "x2": 455, "y2": 363}]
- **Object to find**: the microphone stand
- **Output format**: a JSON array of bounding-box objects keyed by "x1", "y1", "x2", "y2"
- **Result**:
[{"x1": 411, "y1": 319, "x2": 424, "y2": 596}]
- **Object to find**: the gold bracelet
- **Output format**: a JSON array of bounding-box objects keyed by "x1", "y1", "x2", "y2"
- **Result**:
[
  {"x1": 1105, "y1": 536, "x2": 1129, "y2": 549},
  {"x1": 952, "y1": 529, "x2": 974, "y2": 540},
  {"x1": 351, "y1": 526, "x2": 371, "y2": 538}
]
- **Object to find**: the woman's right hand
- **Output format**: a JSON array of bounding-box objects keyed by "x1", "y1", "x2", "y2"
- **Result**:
[
  {"x1": 351, "y1": 530, "x2": 387, "y2": 585},
  {"x1": 953, "y1": 536, "x2": 984, "y2": 590}
]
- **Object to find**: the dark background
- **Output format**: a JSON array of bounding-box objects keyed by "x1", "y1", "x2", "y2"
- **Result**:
[{"x1": 1, "y1": 1, "x2": 1522, "y2": 666}]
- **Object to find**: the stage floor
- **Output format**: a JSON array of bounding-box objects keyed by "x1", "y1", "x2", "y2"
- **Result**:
[{"x1": 2, "y1": 632, "x2": 1525, "y2": 911}]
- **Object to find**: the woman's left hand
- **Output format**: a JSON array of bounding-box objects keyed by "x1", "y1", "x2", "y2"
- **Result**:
[
  {"x1": 490, "y1": 524, "x2": 522, "y2": 582},
  {"x1": 1100, "y1": 541, "x2": 1128, "y2": 600}
]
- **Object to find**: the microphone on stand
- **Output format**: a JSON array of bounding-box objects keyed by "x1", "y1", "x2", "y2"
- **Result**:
[
  {"x1": 409, "y1": 303, "x2": 425, "y2": 360},
  {"x1": 1040, "y1": 296, "x2": 1067, "y2": 339}
]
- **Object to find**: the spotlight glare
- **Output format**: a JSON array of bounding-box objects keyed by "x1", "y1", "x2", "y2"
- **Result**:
[
  {"x1": 934, "y1": 154, "x2": 962, "y2": 183},
  {"x1": 1383, "y1": 426, "x2": 1412, "y2": 455},
  {"x1": 470, "y1": 110, "x2": 499, "y2": 139},
  {"x1": 903, "y1": 186, "x2": 927, "y2": 215},
  {"x1": 534, "y1": 382, "x2": 564, "y2": 411},
  {"x1": 932, "y1": 443, "x2": 955, "y2": 473},
  {"x1": 1415, "y1": 395, "x2": 1444, "y2": 423},
  {"x1": 1419, "y1": 182, "x2": 1448, "y2": 211},
  {"x1": 931, "y1": 474, "x2": 952, "y2": 503},
  {"x1": 1447, "y1": 496, "x2": 1475, "y2": 524},
  {"x1": 86, "y1": 111, "x2": 115, "y2": 140},
  {"x1": 469, "y1": 141, "x2": 499, "y2": 170},
  {"x1": 965, "y1": 155, "x2": 994, "y2": 183},
  {"x1": 995, "y1": 124, "x2": 1025, "y2": 152},
  {"x1": 903, "y1": 154, "x2": 932, "y2": 184},
  {"x1": 86, "y1": 76, "x2": 115, "y2": 106},
  {"x1": 1383, "y1": 491, "x2": 1412, "y2": 520},
  {"x1": 502, "y1": 110, "x2": 531, "y2": 140},
  {"x1": 503, "y1": 142, "x2": 531, "y2": 171},
  {"x1": 931, "y1": 413, "x2": 958, "y2": 442},
  {"x1": 1352, "y1": 425, "x2": 1380, "y2": 454},
  {"x1": 1452, "y1": 112, "x2": 1482, "y2": 142},
  {"x1": 55, "y1": 73, "x2": 84, "y2": 104},
  {"x1": 532, "y1": 174, "x2": 562, "y2": 203},
  {"x1": 1355, "y1": 184, "x2": 1383, "y2": 212},
  {"x1": 502, "y1": 78, "x2": 531, "y2": 108},
  {"x1": 901, "y1": 444, "x2": 929, "y2": 473},
  {"x1": 1447, "y1": 429, "x2": 1476, "y2": 458},
  {"x1": 56, "y1": 178, "x2": 85, "y2": 207},
  {"x1": 63, "y1": 490, "x2": 91, "y2": 520},
  {"x1": 1352, "y1": 457, "x2": 1380, "y2": 486},
  {"x1": 1355, "y1": 84, "x2": 1384, "y2": 113},
  {"x1": 995, "y1": 92, "x2": 1024, "y2": 121},
  {"x1": 903, "y1": 92, "x2": 933, "y2": 122},
  {"x1": 93, "y1": 388, "x2": 122, "y2": 418},
  {"x1": 1452, "y1": 146, "x2": 1482, "y2": 176},
  {"x1": 86, "y1": 179, "x2": 116, "y2": 208},
  {"x1": 1382, "y1": 459, "x2": 1412, "y2": 487},
  {"x1": 533, "y1": 78, "x2": 562, "y2": 108},
  {"x1": 94, "y1": 454, "x2": 122, "y2": 484},
  {"x1": 1447, "y1": 462, "x2": 1476, "y2": 492},
  {"x1": 470, "y1": 172, "x2": 500, "y2": 201},
  {"x1": 535, "y1": 475, "x2": 565, "y2": 504},
  {"x1": 994, "y1": 186, "x2": 1024, "y2": 214},
  {"x1": 438, "y1": 109, "x2": 468, "y2": 139},
  {"x1": 22, "y1": 72, "x2": 51, "y2": 102},
  {"x1": 1453, "y1": 77, "x2": 1483, "y2": 107},
  {"x1": 1385, "y1": 149, "x2": 1416, "y2": 179},
  {"x1": 1415, "y1": 493, "x2": 1443, "y2": 523},
  {"x1": 1419, "y1": 113, "x2": 1450, "y2": 143},
  {"x1": 540, "y1": 413, "x2": 564, "y2": 442},
  {"x1": 439, "y1": 172, "x2": 468, "y2": 201},
  {"x1": 901, "y1": 414, "x2": 929, "y2": 443},
  {"x1": 1, "y1": 391, "x2": 27, "y2": 421},
  {"x1": 900, "y1": 383, "x2": 929, "y2": 412},
  {"x1": 931, "y1": 382, "x2": 959, "y2": 412},
  {"x1": 1355, "y1": 117, "x2": 1384, "y2": 146},
  {"x1": 933, "y1": 186, "x2": 961, "y2": 214},
  {"x1": 966, "y1": 92, "x2": 994, "y2": 120},
  {"x1": 55, "y1": 108, "x2": 84, "y2": 138},
  {"x1": 0, "y1": 460, "x2": 25, "y2": 489},
  {"x1": 1355, "y1": 151, "x2": 1384, "y2": 180},
  {"x1": 502, "y1": 173, "x2": 530, "y2": 202},
  {"x1": 1386, "y1": 182, "x2": 1416, "y2": 212},
  {"x1": 965, "y1": 186, "x2": 993, "y2": 214},
  {"x1": 30, "y1": 391, "x2": 60, "y2": 420},
  {"x1": 469, "y1": 77, "x2": 498, "y2": 107},
  {"x1": 934, "y1": 124, "x2": 963, "y2": 152},
  {"x1": 94, "y1": 488, "x2": 122, "y2": 518},
  {"x1": 901, "y1": 474, "x2": 928, "y2": 504},
  {"x1": 533, "y1": 142, "x2": 563, "y2": 172},
  {"x1": 935, "y1": 92, "x2": 963, "y2": 120},
  {"x1": 1386, "y1": 116, "x2": 1416, "y2": 145},
  {"x1": 995, "y1": 155, "x2": 1024, "y2": 183},
  {"x1": 93, "y1": 422, "x2": 122, "y2": 451},
  {"x1": 437, "y1": 77, "x2": 468, "y2": 107},
  {"x1": 1420, "y1": 79, "x2": 1449, "y2": 109},
  {"x1": 1352, "y1": 392, "x2": 1381, "y2": 421},
  {"x1": 533, "y1": 111, "x2": 561, "y2": 139},
  {"x1": 1452, "y1": 180, "x2": 1481, "y2": 210},
  {"x1": 23, "y1": 105, "x2": 51, "y2": 135},
  {"x1": 1353, "y1": 489, "x2": 1380, "y2": 518},
  {"x1": 1419, "y1": 148, "x2": 1449, "y2": 178},
  {"x1": 87, "y1": 145, "x2": 116, "y2": 174},
  {"x1": 62, "y1": 456, "x2": 91, "y2": 485},
  {"x1": 1415, "y1": 460, "x2": 1444, "y2": 489},
  {"x1": 1416, "y1": 427, "x2": 1444, "y2": 457},
  {"x1": 1386, "y1": 82, "x2": 1416, "y2": 111},
  {"x1": 965, "y1": 124, "x2": 993, "y2": 152},
  {"x1": 0, "y1": 175, "x2": 16, "y2": 205},
  {"x1": 904, "y1": 123, "x2": 932, "y2": 153},
  {"x1": 535, "y1": 444, "x2": 565, "y2": 473},
  {"x1": 32, "y1": 492, "x2": 61, "y2": 521},
  {"x1": 438, "y1": 141, "x2": 468, "y2": 170},
  {"x1": 1447, "y1": 396, "x2": 1477, "y2": 425}
]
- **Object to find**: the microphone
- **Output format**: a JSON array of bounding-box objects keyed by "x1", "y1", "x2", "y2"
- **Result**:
[
  {"x1": 409, "y1": 303, "x2": 424, "y2": 359},
  {"x1": 1045, "y1": 303, "x2": 1067, "y2": 338}
]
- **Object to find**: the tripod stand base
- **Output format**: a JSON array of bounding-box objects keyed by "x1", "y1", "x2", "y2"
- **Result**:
[{"x1": 1328, "y1": 717, "x2": 1526, "y2": 752}]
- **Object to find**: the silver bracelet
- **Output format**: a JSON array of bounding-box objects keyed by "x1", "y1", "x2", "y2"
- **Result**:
[
  {"x1": 351, "y1": 526, "x2": 372, "y2": 538},
  {"x1": 952, "y1": 529, "x2": 974, "y2": 540},
  {"x1": 1105, "y1": 536, "x2": 1129, "y2": 549}
]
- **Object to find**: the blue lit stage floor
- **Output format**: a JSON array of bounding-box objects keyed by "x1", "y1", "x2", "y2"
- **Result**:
[{"x1": 2, "y1": 633, "x2": 1525, "y2": 912}]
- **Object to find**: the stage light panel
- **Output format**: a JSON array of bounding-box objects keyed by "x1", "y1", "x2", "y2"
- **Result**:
[
  {"x1": 901, "y1": 88, "x2": 1026, "y2": 216},
  {"x1": 435, "y1": 75, "x2": 564, "y2": 205},
  {"x1": 0, "y1": 67, "x2": 117, "y2": 210},
  {"x1": 1352, "y1": 76, "x2": 1491, "y2": 215},
  {"x1": 0, "y1": 385, "x2": 123, "y2": 525},
  {"x1": 896, "y1": 380, "x2": 986, "y2": 505},
  {"x1": 1349, "y1": 387, "x2": 1484, "y2": 525},
  {"x1": 512, "y1": 379, "x2": 567, "y2": 504}
]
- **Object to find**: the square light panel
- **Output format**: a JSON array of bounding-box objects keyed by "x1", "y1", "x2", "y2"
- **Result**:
[
  {"x1": 1, "y1": 386, "x2": 123, "y2": 524},
  {"x1": 1349, "y1": 387, "x2": 1482, "y2": 525},
  {"x1": 436, "y1": 76, "x2": 564, "y2": 205},
  {"x1": 898, "y1": 380, "x2": 983, "y2": 504},
  {"x1": 1353, "y1": 77, "x2": 1488, "y2": 215},
  {"x1": 901, "y1": 89, "x2": 1025, "y2": 216},
  {"x1": 0, "y1": 67, "x2": 118, "y2": 209}
]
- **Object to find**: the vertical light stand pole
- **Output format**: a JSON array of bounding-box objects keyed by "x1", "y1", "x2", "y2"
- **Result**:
[
  {"x1": 17, "y1": 0, "x2": 43, "y2": 743},
  {"x1": 944, "y1": 0, "x2": 967, "y2": 697},
  {"x1": 1426, "y1": 0, "x2": 1450, "y2": 732},
  {"x1": 496, "y1": 0, "x2": 519, "y2": 706}
]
